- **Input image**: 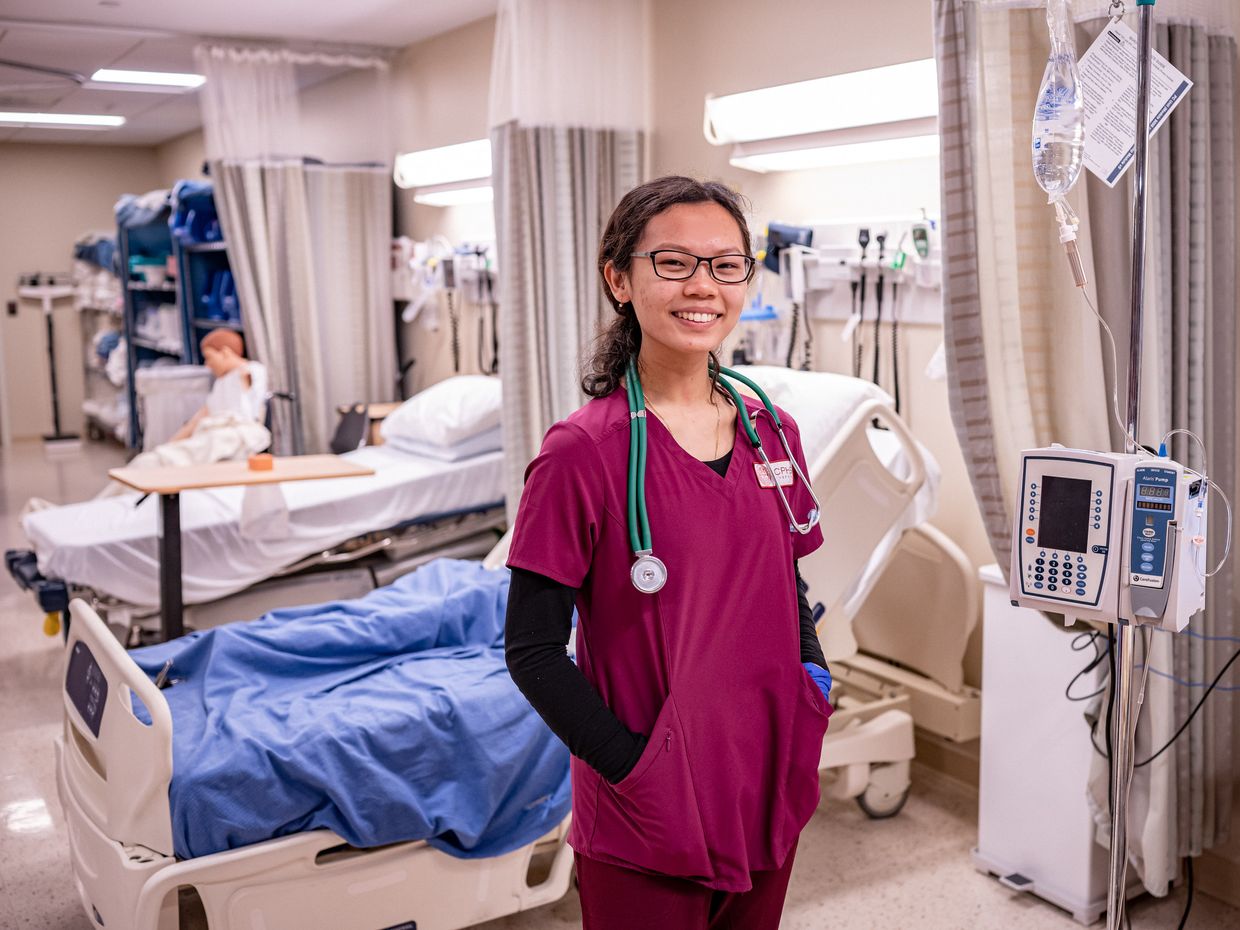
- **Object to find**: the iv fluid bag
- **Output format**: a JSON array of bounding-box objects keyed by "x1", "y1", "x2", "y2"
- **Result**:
[{"x1": 1032, "y1": 0, "x2": 1084, "y2": 198}]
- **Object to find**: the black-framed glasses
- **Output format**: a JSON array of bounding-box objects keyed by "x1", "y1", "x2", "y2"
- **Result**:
[{"x1": 631, "y1": 250, "x2": 755, "y2": 284}]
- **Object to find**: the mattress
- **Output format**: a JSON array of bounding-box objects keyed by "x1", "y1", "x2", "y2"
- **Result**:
[{"x1": 23, "y1": 446, "x2": 503, "y2": 608}]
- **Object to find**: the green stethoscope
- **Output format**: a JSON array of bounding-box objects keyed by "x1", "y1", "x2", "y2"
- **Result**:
[{"x1": 624, "y1": 357, "x2": 822, "y2": 594}]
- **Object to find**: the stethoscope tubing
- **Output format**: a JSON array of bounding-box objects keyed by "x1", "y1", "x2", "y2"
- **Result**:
[{"x1": 624, "y1": 358, "x2": 822, "y2": 591}]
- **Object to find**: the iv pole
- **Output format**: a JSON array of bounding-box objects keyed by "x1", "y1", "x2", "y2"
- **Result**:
[{"x1": 1108, "y1": 1, "x2": 1156, "y2": 927}]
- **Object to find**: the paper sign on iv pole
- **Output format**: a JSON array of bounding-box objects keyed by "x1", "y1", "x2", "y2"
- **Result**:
[{"x1": 1079, "y1": 20, "x2": 1191, "y2": 187}]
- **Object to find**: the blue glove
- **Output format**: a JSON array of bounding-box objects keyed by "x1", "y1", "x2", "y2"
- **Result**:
[{"x1": 803, "y1": 661, "x2": 833, "y2": 702}]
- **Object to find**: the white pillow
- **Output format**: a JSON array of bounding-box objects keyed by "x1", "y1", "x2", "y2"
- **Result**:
[
  {"x1": 380, "y1": 375, "x2": 502, "y2": 448},
  {"x1": 384, "y1": 426, "x2": 503, "y2": 462}
]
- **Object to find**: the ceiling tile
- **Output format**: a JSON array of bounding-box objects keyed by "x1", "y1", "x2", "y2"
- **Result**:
[
  {"x1": 0, "y1": 25, "x2": 138, "y2": 75},
  {"x1": 107, "y1": 36, "x2": 200, "y2": 73}
]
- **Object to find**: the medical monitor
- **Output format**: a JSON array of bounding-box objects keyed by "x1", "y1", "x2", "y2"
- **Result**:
[{"x1": 1036, "y1": 475, "x2": 1092, "y2": 553}]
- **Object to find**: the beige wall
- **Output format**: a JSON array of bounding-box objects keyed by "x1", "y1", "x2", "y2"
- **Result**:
[
  {"x1": 154, "y1": 129, "x2": 207, "y2": 188},
  {"x1": 0, "y1": 143, "x2": 163, "y2": 442}
]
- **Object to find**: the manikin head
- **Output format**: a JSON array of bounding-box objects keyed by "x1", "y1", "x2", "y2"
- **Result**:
[{"x1": 200, "y1": 329, "x2": 247, "y2": 378}]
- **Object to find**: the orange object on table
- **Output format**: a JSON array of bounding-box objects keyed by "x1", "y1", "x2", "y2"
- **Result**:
[{"x1": 248, "y1": 453, "x2": 274, "y2": 471}]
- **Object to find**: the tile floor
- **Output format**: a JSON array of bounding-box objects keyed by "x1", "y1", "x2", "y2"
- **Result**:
[{"x1": 1, "y1": 438, "x2": 1237, "y2": 929}]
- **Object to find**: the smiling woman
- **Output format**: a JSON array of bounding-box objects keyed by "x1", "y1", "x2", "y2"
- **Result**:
[{"x1": 503, "y1": 175, "x2": 831, "y2": 930}]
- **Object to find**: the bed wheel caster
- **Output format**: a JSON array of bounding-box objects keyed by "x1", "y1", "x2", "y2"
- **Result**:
[{"x1": 855, "y1": 763, "x2": 911, "y2": 819}]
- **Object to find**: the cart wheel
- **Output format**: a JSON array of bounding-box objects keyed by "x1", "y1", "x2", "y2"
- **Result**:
[
  {"x1": 856, "y1": 784, "x2": 909, "y2": 819},
  {"x1": 855, "y1": 769, "x2": 911, "y2": 819}
]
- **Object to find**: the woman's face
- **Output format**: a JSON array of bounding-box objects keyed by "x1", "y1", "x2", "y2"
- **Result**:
[{"x1": 605, "y1": 201, "x2": 749, "y2": 360}]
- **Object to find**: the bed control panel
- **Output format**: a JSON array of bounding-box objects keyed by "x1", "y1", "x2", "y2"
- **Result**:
[{"x1": 65, "y1": 640, "x2": 107, "y2": 738}]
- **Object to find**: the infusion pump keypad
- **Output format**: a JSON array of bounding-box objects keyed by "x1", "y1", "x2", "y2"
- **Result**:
[{"x1": 1017, "y1": 458, "x2": 1114, "y2": 607}]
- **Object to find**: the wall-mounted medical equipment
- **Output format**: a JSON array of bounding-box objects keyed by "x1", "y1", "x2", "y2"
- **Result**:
[{"x1": 1009, "y1": 446, "x2": 1207, "y2": 634}]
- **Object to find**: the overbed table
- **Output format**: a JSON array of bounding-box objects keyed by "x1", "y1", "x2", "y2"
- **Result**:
[{"x1": 108, "y1": 455, "x2": 375, "y2": 641}]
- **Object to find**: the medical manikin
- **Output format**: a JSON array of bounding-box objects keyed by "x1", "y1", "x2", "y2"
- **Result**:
[
  {"x1": 122, "y1": 328, "x2": 269, "y2": 474},
  {"x1": 23, "y1": 330, "x2": 270, "y2": 512}
]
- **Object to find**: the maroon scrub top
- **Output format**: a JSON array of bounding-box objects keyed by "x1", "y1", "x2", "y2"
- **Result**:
[{"x1": 507, "y1": 387, "x2": 829, "y2": 892}]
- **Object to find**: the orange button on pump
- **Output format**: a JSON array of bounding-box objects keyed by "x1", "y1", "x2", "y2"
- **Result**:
[{"x1": 1026, "y1": 528, "x2": 1036, "y2": 537}]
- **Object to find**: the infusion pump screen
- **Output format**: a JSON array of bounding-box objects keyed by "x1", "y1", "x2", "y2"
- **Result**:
[{"x1": 1037, "y1": 475, "x2": 1092, "y2": 553}]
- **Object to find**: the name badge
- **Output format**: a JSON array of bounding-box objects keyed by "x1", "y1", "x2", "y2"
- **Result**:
[{"x1": 754, "y1": 460, "x2": 794, "y2": 488}]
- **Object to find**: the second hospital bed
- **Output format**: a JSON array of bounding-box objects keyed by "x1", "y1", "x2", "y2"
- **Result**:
[{"x1": 12, "y1": 442, "x2": 507, "y2": 636}]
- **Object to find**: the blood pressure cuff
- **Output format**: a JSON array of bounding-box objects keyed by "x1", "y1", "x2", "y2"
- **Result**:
[{"x1": 803, "y1": 661, "x2": 833, "y2": 703}]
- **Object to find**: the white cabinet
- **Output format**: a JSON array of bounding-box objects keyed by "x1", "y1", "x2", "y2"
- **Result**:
[{"x1": 973, "y1": 564, "x2": 1112, "y2": 925}]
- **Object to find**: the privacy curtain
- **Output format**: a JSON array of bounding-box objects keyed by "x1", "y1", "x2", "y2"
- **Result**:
[
  {"x1": 195, "y1": 44, "x2": 395, "y2": 454},
  {"x1": 489, "y1": 0, "x2": 650, "y2": 521},
  {"x1": 934, "y1": 0, "x2": 1236, "y2": 894}
]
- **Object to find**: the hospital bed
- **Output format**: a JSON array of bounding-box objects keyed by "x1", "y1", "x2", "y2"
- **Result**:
[
  {"x1": 8, "y1": 443, "x2": 506, "y2": 640},
  {"x1": 56, "y1": 560, "x2": 575, "y2": 930},
  {"x1": 730, "y1": 366, "x2": 979, "y2": 819}
]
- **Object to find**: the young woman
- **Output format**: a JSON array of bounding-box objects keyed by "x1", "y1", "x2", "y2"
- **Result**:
[{"x1": 505, "y1": 176, "x2": 832, "y2": 929}]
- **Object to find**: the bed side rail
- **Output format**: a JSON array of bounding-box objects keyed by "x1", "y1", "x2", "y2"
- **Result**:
[
  {"x1": 63, "y1": 598, "x2": 175, "y2": 856},
  {"x1": 799, "y1": 400, "x2": 927, "y2": 661}
]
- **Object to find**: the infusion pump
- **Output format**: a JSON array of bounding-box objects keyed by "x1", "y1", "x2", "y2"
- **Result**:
[{"x1": 1009, "y1": 445, "x2": 1207, "y2": 632}]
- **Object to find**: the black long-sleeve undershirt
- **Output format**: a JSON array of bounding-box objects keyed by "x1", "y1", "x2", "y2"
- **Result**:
[{"x1": 504, "y1": 450, "x2": 826, "y2": 785}]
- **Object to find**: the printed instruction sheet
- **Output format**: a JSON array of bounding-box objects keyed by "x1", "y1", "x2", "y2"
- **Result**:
[{"x1": 1079, "y1": 20, "x2": 1192, "y2": 187}]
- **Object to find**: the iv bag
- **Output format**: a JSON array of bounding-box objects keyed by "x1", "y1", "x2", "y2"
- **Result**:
[{"x1": 1032, "y1": 0, "x2": 1085, "y2": 199}]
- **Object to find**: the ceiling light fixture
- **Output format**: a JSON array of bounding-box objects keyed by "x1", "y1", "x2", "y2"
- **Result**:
[
  {"x1": 0, "y1": 111, "x2": 125, "y2": 129},
  {"x1": 705, "y1": 59, "x2": 939, "y2": 174},
  {"x1": 89, "y1": 68, "x2": 205, "y2": 91},
  {"x1": 394, "y1": 139, "x2": 492, "y2": 190},
  {"x1": 412, "y1": 182, "x2": 494, "y2": 208}
]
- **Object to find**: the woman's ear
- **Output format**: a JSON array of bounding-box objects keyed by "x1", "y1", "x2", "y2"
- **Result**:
[{"x1": 602, "y1": 260, "x2": 630, "y2": 306}]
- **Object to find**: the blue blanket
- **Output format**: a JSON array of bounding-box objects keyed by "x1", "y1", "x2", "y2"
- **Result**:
[{"x1": 130, "y1": 560, "x2": 571, "y2": 861}]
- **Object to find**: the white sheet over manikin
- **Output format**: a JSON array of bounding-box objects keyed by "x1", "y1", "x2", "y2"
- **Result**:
[{"x1": 23, "y1": 446, "x2": 503, "y2": 608}]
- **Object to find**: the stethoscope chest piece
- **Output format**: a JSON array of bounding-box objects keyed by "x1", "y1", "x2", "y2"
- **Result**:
[{"x1": 631, "y1": 552, "x2": 667, "y2": 594}]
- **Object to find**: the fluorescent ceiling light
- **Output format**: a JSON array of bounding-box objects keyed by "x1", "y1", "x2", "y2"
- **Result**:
[
  {"x1": 0, "y1": 111, "x2": 125, "y2": 129},
  {"x1": 394, "y1": 139, "x2": 492, "y2": 189},
  {"x1": 90, "y1": 68, "x2": 205, "y2": 90},
  {"x1": 705, "y1": 59, "x2": 938, "y2": 145},
  {"x1": 413, "y1": 185, "x2": 494, "y2": 207},
  {"x1": 731, "y1": 134, "x2": 940, "y2": 173}
]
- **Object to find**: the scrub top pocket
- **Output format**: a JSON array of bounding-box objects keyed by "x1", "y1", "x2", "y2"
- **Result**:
[{"x1": 590, "y1": 692, "x2": 713, "y2": 881}]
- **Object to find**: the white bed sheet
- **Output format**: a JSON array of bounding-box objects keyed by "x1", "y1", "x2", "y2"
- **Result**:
[{"x1": 23, "y1": 446, "x2": 503, "y2": 608}]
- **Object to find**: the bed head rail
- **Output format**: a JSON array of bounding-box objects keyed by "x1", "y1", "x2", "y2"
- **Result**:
[
  {"x1": 799, "y1": 400, "x2": 927, "y2": 662},
  {"x1": 62, "y1": 599, "x2": 174, "y2": 856}
]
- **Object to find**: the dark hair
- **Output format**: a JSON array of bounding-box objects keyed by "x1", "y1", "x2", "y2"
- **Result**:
[{"x1": 581, "y1": 175, "x2": 752, "y2": 397}]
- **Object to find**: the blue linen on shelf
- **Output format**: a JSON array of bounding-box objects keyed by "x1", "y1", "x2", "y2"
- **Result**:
[{"x1": 129, "y1": 559, "x2": 571, "y2": 862}]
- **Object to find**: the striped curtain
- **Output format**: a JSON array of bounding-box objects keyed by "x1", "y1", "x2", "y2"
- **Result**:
[
  {"x1": 491, "y1": 124, "x2": 644, "y2": 520},
  {"x1": 935, "y1": 0, "x2": 1236, "y2": 895}
]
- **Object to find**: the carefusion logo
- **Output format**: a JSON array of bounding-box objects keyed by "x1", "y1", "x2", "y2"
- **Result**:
[{"x1": 754, "y1": 460, "x2": 794, "y2": 488}]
